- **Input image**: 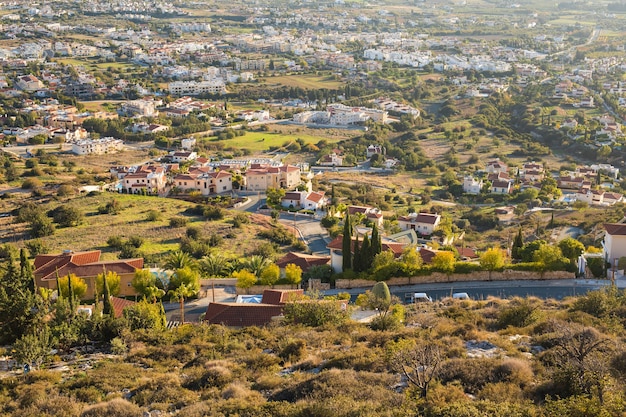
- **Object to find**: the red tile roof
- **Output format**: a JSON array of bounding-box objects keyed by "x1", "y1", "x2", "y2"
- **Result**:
[
  {"x1": 34, "y1": 250, "x2": 143, "y2": 281},
  {"x1": 275, "y1": 252, "x2": 330, "y2": 272},
  {"x1": 327, "y1": 236, "x2": 404, "y2": 255},
  {"x1": 204, "y1": 302, "x2": 285, "y2": 327},
  {"x1": 110, "y1": 296, "x2": 137, "y2": 319},
  {"x1": 261, "y1": 289, "x2": 304, "y2": 305},
  {"x1": 605, "y1": 223, "x2": 626, "y2": 236}
]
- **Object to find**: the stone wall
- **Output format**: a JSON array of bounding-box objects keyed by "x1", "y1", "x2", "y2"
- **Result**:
[
  {"x1": 335, "y1": 270, "x2": 576, "y2": 289},
  {"x1": 235, "y1": 284, "x2": 299, "y2": 295}
]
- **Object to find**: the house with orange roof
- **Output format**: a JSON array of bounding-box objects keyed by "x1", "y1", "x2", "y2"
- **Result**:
[
  {"x1": 34, "y1": 250, "x2": 144, "y2": 300},
  {"x1": 397, "y1": 212, "x2": 441, "y2": 236},
  {"x1": 204, "y1": 289, "x2": 303, "y2": 327}
]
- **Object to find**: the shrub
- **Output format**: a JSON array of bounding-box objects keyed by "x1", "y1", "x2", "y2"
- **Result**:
[
  {"x1": 497, "y1": 299, "x2": 544, "y2": 329},
  {"x1": 170, "y1": 216, "x2": 189, "y2": 228},
  {"x1": 127, "y1": 235, "x2": 145, "y2": 248},
  {"x1": 203, "y1": 206, "x2": 224, "y2": 220},
  {"x1": 232, "y1": 213, "x2": 250, "y2": 228},
  {"x1": 283, "y1": 299, "x2": 349, "y2": 327},
  {"x1": 279, "y1": 339, "x2": 307, "y2": 362},
  {"x1": 57, "y1": 184, "x2": 74, "y2": 197},
  {"x1": 145, "y1": 209, "x2": 161, "y2": 221},
  {"x1": 80, "y1": 399, "x2": 142, "y2": 417},
  {"x1": 22, "y1": 178, "x2": 43, "y2": 189},
  {"x1": 107, "y1": 236, "x2": 124, "y2": 249}
]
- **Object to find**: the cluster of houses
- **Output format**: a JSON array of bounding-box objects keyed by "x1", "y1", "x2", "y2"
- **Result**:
[
  {"x1": 462, "y1": 159, "x2": 623, "y2": 206},
  {"x1": 111, "y1": 153, "x2": 306, "y2": 196},
  {"x1": 293, "y1": 104, "x2": 388, "y2": 126}
]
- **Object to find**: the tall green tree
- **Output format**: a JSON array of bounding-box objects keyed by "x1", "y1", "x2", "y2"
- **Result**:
[
  {"x1": 353, "y1": 235, "x2": 361, "y2": 273},
  {"x1": 512, "y1": 227, "x2": 524, "y2": 260},
  {"x1": 102, "y1": 270, "x2": 113, "y2": 316},
  {"x1": 361, "y1": 234, "x2": 371, "y2": 271},
  {"x1": 19, "y1": 248, "x2": 35, "y2": 294},
  {"x1": 371, "y1": 223, "x2": 382, "y2": 258},
  {"x1": 342, "y1": 213, "x2": 352, "y2": 271},
  {"x1": 0, "y1": 252, "x2": 36, "y2": 344}
]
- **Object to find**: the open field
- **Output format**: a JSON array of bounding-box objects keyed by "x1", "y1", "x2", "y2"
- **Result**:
[
  {"x1": 264, "y1": 74, "x2": 345, "y2": 90},
  {"x1": 0, "y1": 193, "x2": 282, "y2": 262}
]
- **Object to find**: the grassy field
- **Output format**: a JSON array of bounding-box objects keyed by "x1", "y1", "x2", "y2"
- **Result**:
[
  {"x1": 266, "y1": 74, "x2": 345, "y2": 90},
  {"x1": 0, "y1": 193, "x2": 281, "y2": 262},
  {"x1": 206, "y1": 125, "x2": 353, "y2": 153}
]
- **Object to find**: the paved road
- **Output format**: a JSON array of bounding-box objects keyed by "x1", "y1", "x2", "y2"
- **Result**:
[
  {"x1": 325, "y1": 278, "x2": 618, "y2": 302},
  {"x1": 279, "y1": 212, "x2": 330, "y2": 254}
]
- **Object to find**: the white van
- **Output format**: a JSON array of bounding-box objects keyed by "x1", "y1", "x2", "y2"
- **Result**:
[
  {"x1": 452, "y1": 292, "x2": 470, "y2": 300},
  {"x1": 405, "y1": 292, "x2": 432, "y2": 303}
]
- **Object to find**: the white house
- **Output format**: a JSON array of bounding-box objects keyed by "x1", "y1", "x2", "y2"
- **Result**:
[
  {"x1": 170, "y1": 151, "x2": 198, "y2": 163},
  {"x1": 397, "y1": 212, "x2": 441, "y2": 236},
  {"x1": 72, "y1": 138, "x2": 124, "y2": 155},
  {"x1": 281, "y1": 191, "x2": 327, "y2": 210},
  {"x1": 463, "y1": 176, "x2": 483, "y2": 194},
  {"x1": 603, "y1": 223, "x2": 626, "y2": 269},
  {"x1": 491, "y1": 180, "x2": 512, "y2": 194}
]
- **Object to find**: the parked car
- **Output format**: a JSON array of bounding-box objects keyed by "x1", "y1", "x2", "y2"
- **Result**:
[
  {"x1": 452, "y1": 292, "x2": 470, "y2": 300},
  {"x1": 405, "y1": 292, "x2": 433, "y2": 303}
]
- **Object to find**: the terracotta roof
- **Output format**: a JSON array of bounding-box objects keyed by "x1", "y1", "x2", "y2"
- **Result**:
[
  {"x1": 204, "y1": 302, "x2": 285, "y2": 327},
  {"x1": 306, "y1": 191, "x2": 325, "y2": 203},
  {"x1": 34, "y1": 250, "x2": 143, "y2": 281},
  {"x1": 456, "y1": 247, "x2": 477, "y2": 259},
  {"x1": 492, "y1": 180, "x2": 511, "y2": 188},
  {"x1": 275, "y1": 252, "x2": 330, "y2": 272},
  {"x1": 605, "y1": 223, "x2": 626, "y2": 236},
  {"x1": 419, "y1": 248, "x2": 438, "y2": 264},
  {"x1": 34, "y1": 250, "x2": 101, "y2": 279},
  {"x1": 261, "y1": 289, "x2": 304, "y2": 305},
  {"x1": 604, "y1": 192, "x2": 623, "y2": 201},
  {"x1": 398, "y1": 213, "x2": 440, "y2": 224},
  {"x1": 327, "y1": 236, "x2": 404, "y2": 256},
  {"x1": 283, "y1": 192, "x2": 302, "y2": 200},
  {"x1": 110, "y1": 296, "x2": 136, "y2": 319}
]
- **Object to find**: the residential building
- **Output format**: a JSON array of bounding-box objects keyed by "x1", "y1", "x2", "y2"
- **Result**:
[
  {"x1": 168, "y1": 80, "x2": 226, "y2": 96},
  {"x1": 275, "y1": 252, "x2": 331, "y2": 273},
  {"x1": 490, "y1": 179, "x2": 512, "y2": 194},
  {"x1": 280, "y1": 190, "x2": 327, "y2": 210},
  {"x1": 347, "y1": 205, "x2": 384, "y2": 228},
  {"x1": 317, "y1": 152, "x2": 343, "y2": 166},
  {"x1": 204, "y1": 289, "x2": 303, "y2": 327},
  {"x1": 485, "y1": 159, "x2": 508, "y2": 174},
  {"x1": 463, "y1": 176, "x2": 483, "y2": 194},
  {"x1": 366, "y1": 144, "x2": 385, "y2": 158},
  {"x1": 71, "y1": 137, "x2": 124, "y2": 155},
  {"x1": 170, "y1": 151, "x2": 198, "y2": 163},
  {"x1": 603, "y1": 223, "x2": 626, "y2": 269},
  {"x1": 245, "y1": 165, "x2": 301, "y2": 191},
  {"x1": 34, "y1": 250, "x2": 143, "y2": 300},
  {"x1": 121, "y1": 165, "x2": 167, "y2": 194},
  {"x1": 397, "y1": 212, "x2": 441, "y2": 235},
  {"x1": 16, "y1": 74, "x2": 44, "y2": 91},
  {"x1": 173, "y1": 170, "x2": 232, "y2": 195}
]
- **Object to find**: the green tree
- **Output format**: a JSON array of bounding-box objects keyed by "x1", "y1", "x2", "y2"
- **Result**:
[
  {"x1": 480, "y1": 248, "x2": 506, "y2": 279},
  {"x1": 96, "y1": 270, "x2": 121, "y2": 297},
  {"x1": 266, "y1": 187, "x2": 286, "y2": 206},
  {"x1": 51, "y1": 205, "x2": 83, "y2": 227},
  {"x1": 0, "y1": 252, "x2": 36, "y2": 344},
  {"x1": 123, "y1": 299, "x2": 165, "y2": 330},
  {"x1": 199, "y1": 253, "x2": 231, "y2": 277},
  {"x1": 512, "y1": 228, "x2": 524, "y2": 260},
  {"x1": 284, "y1": 263, "x2": 302, "y2": 285},
  {"x1": 168, "y1": 267, "x2": 200, "y2": 294},
  {"x1": 102, "y1": 271, "x2": 113, "y2": 316},
  {"x1": 58, "y1": 274, "x2": 87, "y2": 300},
  {"x1": 163, "y1": 250, "x2": 195, "y2": 270},
  {"x1": 559, "y1": 237, "x2": 585, "y2": 264},
  {"x1": 432, "y1": 251, "x2": 455, "y2": 275},
  {"x1": 168, "y1": 282, "x2": 195, "y2": 324},
  {"x1": 342, "y1": 213, "x2": 352, "y2": 271},
  {"x1": 13, "y1": 325, "x2": 51, "y2": 369},
  {"x1": 234, "y1": 269, "x2": 257, "y2": 291},
  {"x1": 533, "y1": 243, "x2": 566, "y2": 271},
  {"x1": 259, "y1": 263, "x2": 280, "y2": 286},
  {"x1": 372, "y1": 250, "x2": 395, "y2": 270},
  {"x1": 29, "y1": 214, "x2": 55, "y2": 238},
  {"x1": 19, "y1": 248, "x2": 35, "y2": 294},
  {"x1": 240, "y1": 255, "x2": 272, "y2": 278}
]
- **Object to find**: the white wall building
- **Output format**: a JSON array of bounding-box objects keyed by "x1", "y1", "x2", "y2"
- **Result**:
[{"x1": 72, "y1": 137, "x2": 124, "y2": 155}]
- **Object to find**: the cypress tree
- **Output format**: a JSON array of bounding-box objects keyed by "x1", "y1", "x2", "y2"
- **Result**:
[
  {"x1": 102, "y1": 271, "x2": 113, "y2": 316},
  {"x1": 361, "y1": 234, "x2": 371, "y2": 271},
  {"x1": 67, "y1": 273, "x2": 75, "y2": 317},
  {"x1": 19, "y1": 248, "x2": 35, "y2": 295},
  {"x1": 353, "y1": 235, "x2": 361, "y2": 273},
  {"x1": 371, "y1": 223, "x2": 382, "y2": 257},
  {"x1": 512, "y1": 228, "x2": 524, "y2": 260},
  {"x1": 342, "y1": 213, "x2": 352, "y2": 271}
]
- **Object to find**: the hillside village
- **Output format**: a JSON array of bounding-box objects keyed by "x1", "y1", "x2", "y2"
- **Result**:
[{"x1": 5, "y1": 0, "x2": 626, "y2": 415}]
